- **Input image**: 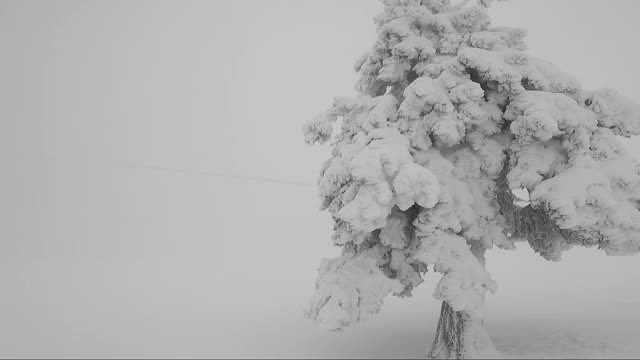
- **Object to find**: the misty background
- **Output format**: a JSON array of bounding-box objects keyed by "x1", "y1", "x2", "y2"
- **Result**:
[{"x1": 1, "y1": 0, "x2": 640, "y2": 358}]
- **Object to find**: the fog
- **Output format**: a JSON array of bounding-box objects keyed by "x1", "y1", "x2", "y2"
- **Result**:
[{"x1": 1, "y1": 1, "x2": 639, "y2": 358}]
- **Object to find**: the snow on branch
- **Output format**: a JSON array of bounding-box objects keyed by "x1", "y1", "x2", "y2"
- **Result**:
[
  {"x1": 412, "y1": 231, "x2": 497, "y2": 317},
  {"x1": 305, "y1": 246, "x2": 404, "y2": 331}
]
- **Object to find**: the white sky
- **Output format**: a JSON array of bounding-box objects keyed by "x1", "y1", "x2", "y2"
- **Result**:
[{"x1": 1, "y1": 1, "x2": 640, "y2": 357}]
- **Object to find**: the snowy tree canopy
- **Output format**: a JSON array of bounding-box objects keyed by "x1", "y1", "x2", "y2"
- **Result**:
[{"x1": 303, "y1": 0, "x2": 640, "y2": 332}]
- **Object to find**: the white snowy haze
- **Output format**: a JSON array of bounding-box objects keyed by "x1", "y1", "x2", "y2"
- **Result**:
[{"x1": 1, "y1": 0, "x2": 640, "y2": 358}]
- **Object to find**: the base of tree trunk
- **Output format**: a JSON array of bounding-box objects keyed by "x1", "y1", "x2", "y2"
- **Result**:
[{"x1": 428, "y1": 302, "x2": 500, "y2": 359}]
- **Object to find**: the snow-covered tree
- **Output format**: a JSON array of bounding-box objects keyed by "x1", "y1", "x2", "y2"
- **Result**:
[{"x1": 302, "y1": 0, "x2": 640, "y2": 358}]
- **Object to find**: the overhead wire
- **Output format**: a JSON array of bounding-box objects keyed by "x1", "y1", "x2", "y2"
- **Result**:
[{"x1": 113, "y1": 162, "x2": 317, "y2": 188}]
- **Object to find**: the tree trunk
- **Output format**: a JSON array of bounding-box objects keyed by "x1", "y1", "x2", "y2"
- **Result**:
[
  {"x1": 427, "y1": 244, "x2": 500, "y2": 359},
  {"x1": 427, "y1": 301, "x2": 499, "y2": 359}
]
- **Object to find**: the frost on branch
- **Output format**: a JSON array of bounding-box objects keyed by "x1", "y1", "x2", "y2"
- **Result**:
[
  {"x1": 505, "y1": 91, "x2": 597, "y2": 142},
  {"x1": 337, "y1": 127, "x2": 440, "y2": 233},
  {"x1": 305, "y1": 245, "x2": 405, "y2": 331},
  {"x1": 506, "y1": 140, "x2": 566, "y2": 190},
  {"x1": 457, "y1": 48, "x2": 580, "y2": 95},
  {"x1": 529, "y1": 159, "x2": 640, "y2": 255},
  {"x1": 303, "y1": 0, "x2": 640, "y2": 341},
  {"x1": 303, "y1": 109, "x2": 337, "y2": 145},
  {"x1": 412, "y1": 232, "x2": 497, "y2": 316},
  {"x1": 503, "y1": 90, "x2": 640, "y2": 258},
  {"x1": 583, "y1": 88, "x2": 640, "y2": 137}
]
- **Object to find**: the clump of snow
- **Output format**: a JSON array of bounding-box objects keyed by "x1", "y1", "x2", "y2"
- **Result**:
[
  {"x1": 584, "y1": 88, "x2": 640, "y2": 137},
  {"x1": 305, "y1": 246, "x2": 405, "y2": 331},
  {"x1": 337, "y1": 127, "x2": 440, "y2": 233},
  {"x1": 505, "y1": 91, "x2": 596, "y2": 142},
  {"x1": 412, "y1": 232, "x2": 497, "y2": 317},
  {"x1": 529, "y1": 160, "x2": 640, "y2": 254}
]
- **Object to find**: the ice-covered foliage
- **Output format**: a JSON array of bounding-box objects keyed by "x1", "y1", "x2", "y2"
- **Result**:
[
  {"x1": 305, "y1": 244, "x2": 405, "y2": 330},
  {"x1": 302, "y1": 0, "x2": 640, "y2": 354}
]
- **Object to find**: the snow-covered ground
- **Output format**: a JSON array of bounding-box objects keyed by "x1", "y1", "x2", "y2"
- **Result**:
[{"x1": 1, "y1": 159, "x2": 639, "y2": 358}]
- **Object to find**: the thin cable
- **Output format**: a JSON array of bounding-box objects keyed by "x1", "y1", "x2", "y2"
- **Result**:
[{"x1": 117, "y1": 162, "x2": 316, "y2": 188}]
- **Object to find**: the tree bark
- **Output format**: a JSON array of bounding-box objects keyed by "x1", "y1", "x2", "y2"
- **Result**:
[
  {"x1": 427, "y1": 301, "x2": 499, "y2": 359},
  {"x1": 427, "y1": 245, "x2": 500, "y2": 359}
]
